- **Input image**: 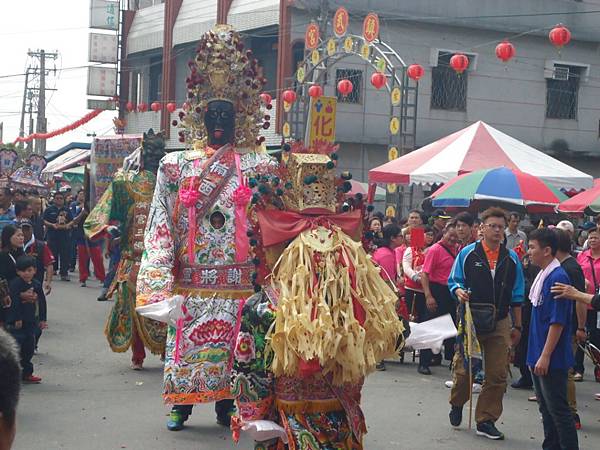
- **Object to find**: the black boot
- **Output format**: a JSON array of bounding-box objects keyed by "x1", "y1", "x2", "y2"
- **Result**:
[{"x1": 215, "y1": 399, "x2": 235, "y2": 427}]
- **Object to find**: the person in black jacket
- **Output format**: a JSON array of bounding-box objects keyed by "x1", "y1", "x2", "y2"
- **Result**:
[
  {"x1": 5, "y1": 256, "x2": 46, "y2": 384},
  {"x1": 43, "y1": 191, "x2": 73, "y2": 281},
  {"x1": 0, "y1": 225, "x2": 25, "y2": 327},
  {"x1": 447, "y1": 207, "x2": 525, "y2": 441},
  {"x1": 0, "y1": 328, "x2": 21, "y2": 450}
]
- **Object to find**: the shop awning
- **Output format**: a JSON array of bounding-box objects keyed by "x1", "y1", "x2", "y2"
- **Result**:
[{"x1": 42, "y1": 148, "x2": 90, "y2": 174}]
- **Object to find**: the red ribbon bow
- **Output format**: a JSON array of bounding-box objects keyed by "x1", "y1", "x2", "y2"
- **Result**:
[{"x1": 257, "y1": 209, "x2": 362, "y2": 247}]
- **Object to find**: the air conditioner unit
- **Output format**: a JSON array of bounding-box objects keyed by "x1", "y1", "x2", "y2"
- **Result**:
[{"x1": 553, "y1": 66, "x2": 570, "y2": 81}]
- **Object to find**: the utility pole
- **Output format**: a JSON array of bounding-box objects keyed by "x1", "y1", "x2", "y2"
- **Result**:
[
  {"x1": 26, "y1": 88, "x2": 35, "y2": 153},
  {"x1": 21, "y1": 49, "x2": 58, "y2": 155},
  {"x1": 36, "y1": 49, "x2": 47, "y2": 154},
  {"x1": 18, "y1": 70, "x2": 30, "y2": 147}
]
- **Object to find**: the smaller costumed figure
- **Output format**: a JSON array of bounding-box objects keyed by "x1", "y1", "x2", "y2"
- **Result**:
[
  {"x1": 229, "y1": 142, "x2": 405, "y2": 449},
  {"x1": 84, "y1": 129, "x2": 167, "y2": 369}
]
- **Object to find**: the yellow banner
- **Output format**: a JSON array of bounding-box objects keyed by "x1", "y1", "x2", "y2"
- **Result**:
[{"x1": 308, "y1": 96, "x2": 337, "y2": 147}]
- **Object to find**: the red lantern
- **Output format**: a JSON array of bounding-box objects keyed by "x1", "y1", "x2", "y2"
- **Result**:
[
  {"x1": 549, "y1": 24, "x2": 571, "y2": 49},
  {"x1": 308, "y1": 84, "x2": 323, "y2": 98},
  {"x1": 126, "y1": 101, "x2": 135, "y2": 112},
  {"x1": 449, "y1": 53, "x2": 469, "y2": 74},
  {"x1": 138, "y1": 102, "x2": 148, "y2": 112},
  {"x1": 495, "y1": 41, "x2": 516, "y2": 63},
  {"x1": 337, "y1": 79, "x2": 353, "y2": 96},
  {"x1": 151, "y1": 102, "x2": 161, "y2": 112},
  {"x1": 282, "y1": 89, "x2": 297, "y2": 104},
  {"x1": 166, "y1": 102, "x2": 177, "y2": 113},
  {"x1": 260, "y1": 92, "x2": 272, "y2": 105},
  {"x1": 370, "y1": 72, "x2": 386, "y2": 89},
  {"x1": 407, "y1": 64, "x2": 425, "y2": 81}
]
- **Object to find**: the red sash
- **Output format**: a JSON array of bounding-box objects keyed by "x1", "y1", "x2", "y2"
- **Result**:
[{"x1": 178, "y1": 144, "x2": 236, "y2": 264}]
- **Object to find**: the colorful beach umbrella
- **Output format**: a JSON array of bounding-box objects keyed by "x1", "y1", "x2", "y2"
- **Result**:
[
  {"x1": 556, "y1": 179, "x2": 600, "y2": 215},
  {"x1": 430, "y1": 167, "x2": 567, "y2": 212}
]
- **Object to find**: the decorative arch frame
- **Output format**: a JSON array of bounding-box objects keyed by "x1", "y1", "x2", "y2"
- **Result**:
[{"x1": 282, "y1": 32, "x2": 419, "y2": 217}]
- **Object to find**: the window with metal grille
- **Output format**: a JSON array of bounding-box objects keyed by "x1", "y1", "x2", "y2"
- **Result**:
[
  {"x1": 546, "y1": 64, "x2": 582, "y2": 120},
  {"x1": 431, "y1": 52, "x2": 470, "y2": 111},
  {"x1": 335, "y1": 68, "x2": 362, "y2": 104},
  {"x1": 148, "y1": 56, "x2": 162, "y2": 103}
]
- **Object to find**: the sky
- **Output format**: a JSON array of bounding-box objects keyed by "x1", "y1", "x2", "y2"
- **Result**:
[{"x1": 0, "y1": 0, "x2": 115, "y2": 152}]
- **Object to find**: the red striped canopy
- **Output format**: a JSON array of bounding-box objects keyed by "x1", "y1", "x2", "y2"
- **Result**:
[{"x1": 369, "y1": 121, "x2": 592, "y2": 191}]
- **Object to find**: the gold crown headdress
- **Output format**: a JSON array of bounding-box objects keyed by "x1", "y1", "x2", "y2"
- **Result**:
[{"x1": 177, "y1": 25, "x2": 267, "y2": 147}]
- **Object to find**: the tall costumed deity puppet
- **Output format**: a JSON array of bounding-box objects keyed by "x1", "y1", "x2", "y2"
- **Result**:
[
  {"x1": 229, "y1": 141, "x2": 405, "y2": 449},
  {"x1": 135, "y1": 25, "x2": 277, "y2": 431},
  {"x1": 84, "y1": 129, "x2": 169, "y2": 368}
]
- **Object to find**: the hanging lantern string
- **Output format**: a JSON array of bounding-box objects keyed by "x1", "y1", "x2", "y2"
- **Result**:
[
  {"x1": 12, "y1": 109, "x2": 104, "y2": 145},
  {"x1": 113, "y1": 20, "x2": 575, "y2": 111}
]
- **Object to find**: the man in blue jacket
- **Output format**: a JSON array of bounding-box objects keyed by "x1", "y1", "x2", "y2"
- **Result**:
[{"x1": 447, "y1": 207, "x2": 525, "y2": 441}]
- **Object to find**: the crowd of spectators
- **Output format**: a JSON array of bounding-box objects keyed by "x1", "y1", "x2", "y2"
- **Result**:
[{"x1": 367, "y1": 207, "x2": 599, "y2": 447}]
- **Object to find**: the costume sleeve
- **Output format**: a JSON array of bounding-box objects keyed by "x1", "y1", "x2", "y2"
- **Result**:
[
  {"x1": 84, "y1": 182, "x2": 115, "y2": 240},
  {"x1": 448, "y1": 247, "x2": 467, "y2": 297},
  {"x1": 510, "y1": 251, "x2": 525, "y2": 305},
  {"x1": 136, "y1": 160, "x2": 177, "y2": 307},
  {"x1": 231, "y1": 293, "x2": 276, "y2": 423}
]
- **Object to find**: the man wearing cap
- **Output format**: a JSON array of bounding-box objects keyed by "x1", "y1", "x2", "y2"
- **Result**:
[
  {"x1": 556, "y1": 220, "x2": 575, "y2": 238},
  {"x1": 431, "y1": 209, "x2": 451, "y2": 243},
  {"x1": 578, "y1": 221, "x2": 597, "y2": 251},
  {"x1": 505, "y1": 212, "x2": 528, "y2": 251}
]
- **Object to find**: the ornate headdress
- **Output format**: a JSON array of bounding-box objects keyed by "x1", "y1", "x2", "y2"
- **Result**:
[{"x1": 177, "y1": 25, "x2": 267, "y2": 147}]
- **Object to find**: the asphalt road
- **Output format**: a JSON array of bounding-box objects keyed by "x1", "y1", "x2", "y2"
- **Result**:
[{"x1": 12, "y1": 277, "x2": 600, "y2": 450}]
